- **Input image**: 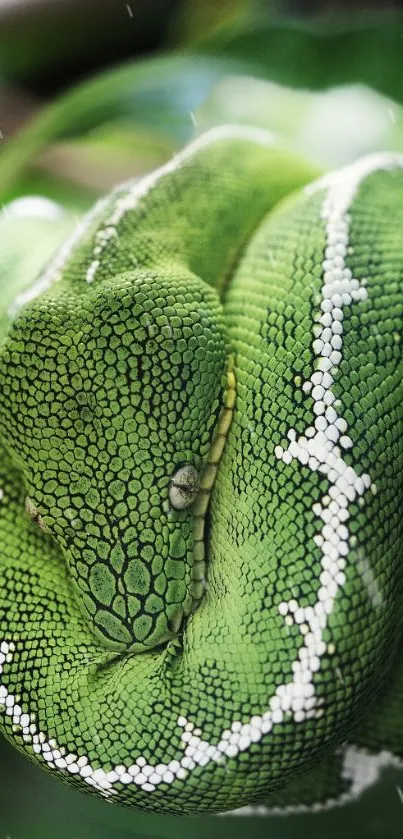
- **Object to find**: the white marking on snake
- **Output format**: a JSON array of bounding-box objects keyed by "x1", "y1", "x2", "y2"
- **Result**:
[
  {"x1": 227, "y1": 747, "x2": 403, "y2": 815},
  {"x1": 1, "y1": 151, "x2": 403, "y2": 797},
  {"x1": 272, "y1": 153, "x2": 403, "y2": 721},
  {"x1": 84, "y1": 124, "x2": 276, "y2": 284},
  {"x1": 8, "y1": 192, "x2": 112, "y2": 317}
]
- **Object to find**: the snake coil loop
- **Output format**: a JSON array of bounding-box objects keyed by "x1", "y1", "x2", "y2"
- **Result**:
[{"x1": 0, "y1": 127, "x2": 402, "y2": 814}]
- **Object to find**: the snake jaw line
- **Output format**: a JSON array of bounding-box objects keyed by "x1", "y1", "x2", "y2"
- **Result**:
[{"x1": 186, "y1": 358, "x2": 237, "y2": 617}]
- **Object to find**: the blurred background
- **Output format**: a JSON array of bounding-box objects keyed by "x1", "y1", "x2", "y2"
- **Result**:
[{"x1": 1, "y1": 0, "x2": 403, "y2": 836}]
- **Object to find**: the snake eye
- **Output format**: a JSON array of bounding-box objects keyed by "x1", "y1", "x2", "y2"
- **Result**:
[
  {"x1": 25, "y1": 497, "x2": 50, "y2": 533},
  {"x1": 168, "y1": 464, "x2": 200, "y2": 510}
]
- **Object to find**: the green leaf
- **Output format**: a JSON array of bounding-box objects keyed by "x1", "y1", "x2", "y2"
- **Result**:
[
  {"x1": 0, "y1": 55, "x2": 238, "y2": 201},
  {"x1": 195, "y1": 76, "x2": 403, "y2": 167},
  {"x1": 198, "y1": 14, "x2": 403, "y2": 102}
]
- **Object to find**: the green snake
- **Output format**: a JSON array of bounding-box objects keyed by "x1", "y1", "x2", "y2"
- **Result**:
[{"x1": 0, "y1": 126, "x2": 402, "y2": 815}]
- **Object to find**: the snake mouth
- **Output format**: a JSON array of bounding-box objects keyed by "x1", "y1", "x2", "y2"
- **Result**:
[
  {"x1": 189, "y1": 356, "x2": 236, "y2": 608},
  {"x1": 153, "y1": 361, "x2": 236, "y2": 648}
]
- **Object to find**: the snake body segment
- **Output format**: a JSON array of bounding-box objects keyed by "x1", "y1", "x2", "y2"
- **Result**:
[{"x1": 0, "y1": 127, "x2": 402, "y2": 814}]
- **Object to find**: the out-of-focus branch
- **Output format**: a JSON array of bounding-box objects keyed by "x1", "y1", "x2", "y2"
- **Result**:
[
  {"x1": 0, "y1": 84, "x2": 41, "y2": 142},
  {"x1": 35, "y1": 135, "x2": 173, "y2": 193}
]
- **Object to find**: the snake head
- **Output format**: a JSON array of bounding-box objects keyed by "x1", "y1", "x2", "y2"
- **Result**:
[{"x1": 0, "y1": 268, "x2": 227, "y2": 652}]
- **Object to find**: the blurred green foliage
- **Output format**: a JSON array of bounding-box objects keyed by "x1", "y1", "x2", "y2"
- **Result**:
[
  {"x1": 0, "y1": 0, "x2": 182, "y2": 91},
  {"x1": 2, "y1": 9, "x2": 403, "y2": 206}
]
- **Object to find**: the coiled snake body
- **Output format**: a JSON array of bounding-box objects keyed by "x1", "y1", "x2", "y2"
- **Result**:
[{"x1": 0, "y1": 127, "x2": 402, "y2": 814}]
